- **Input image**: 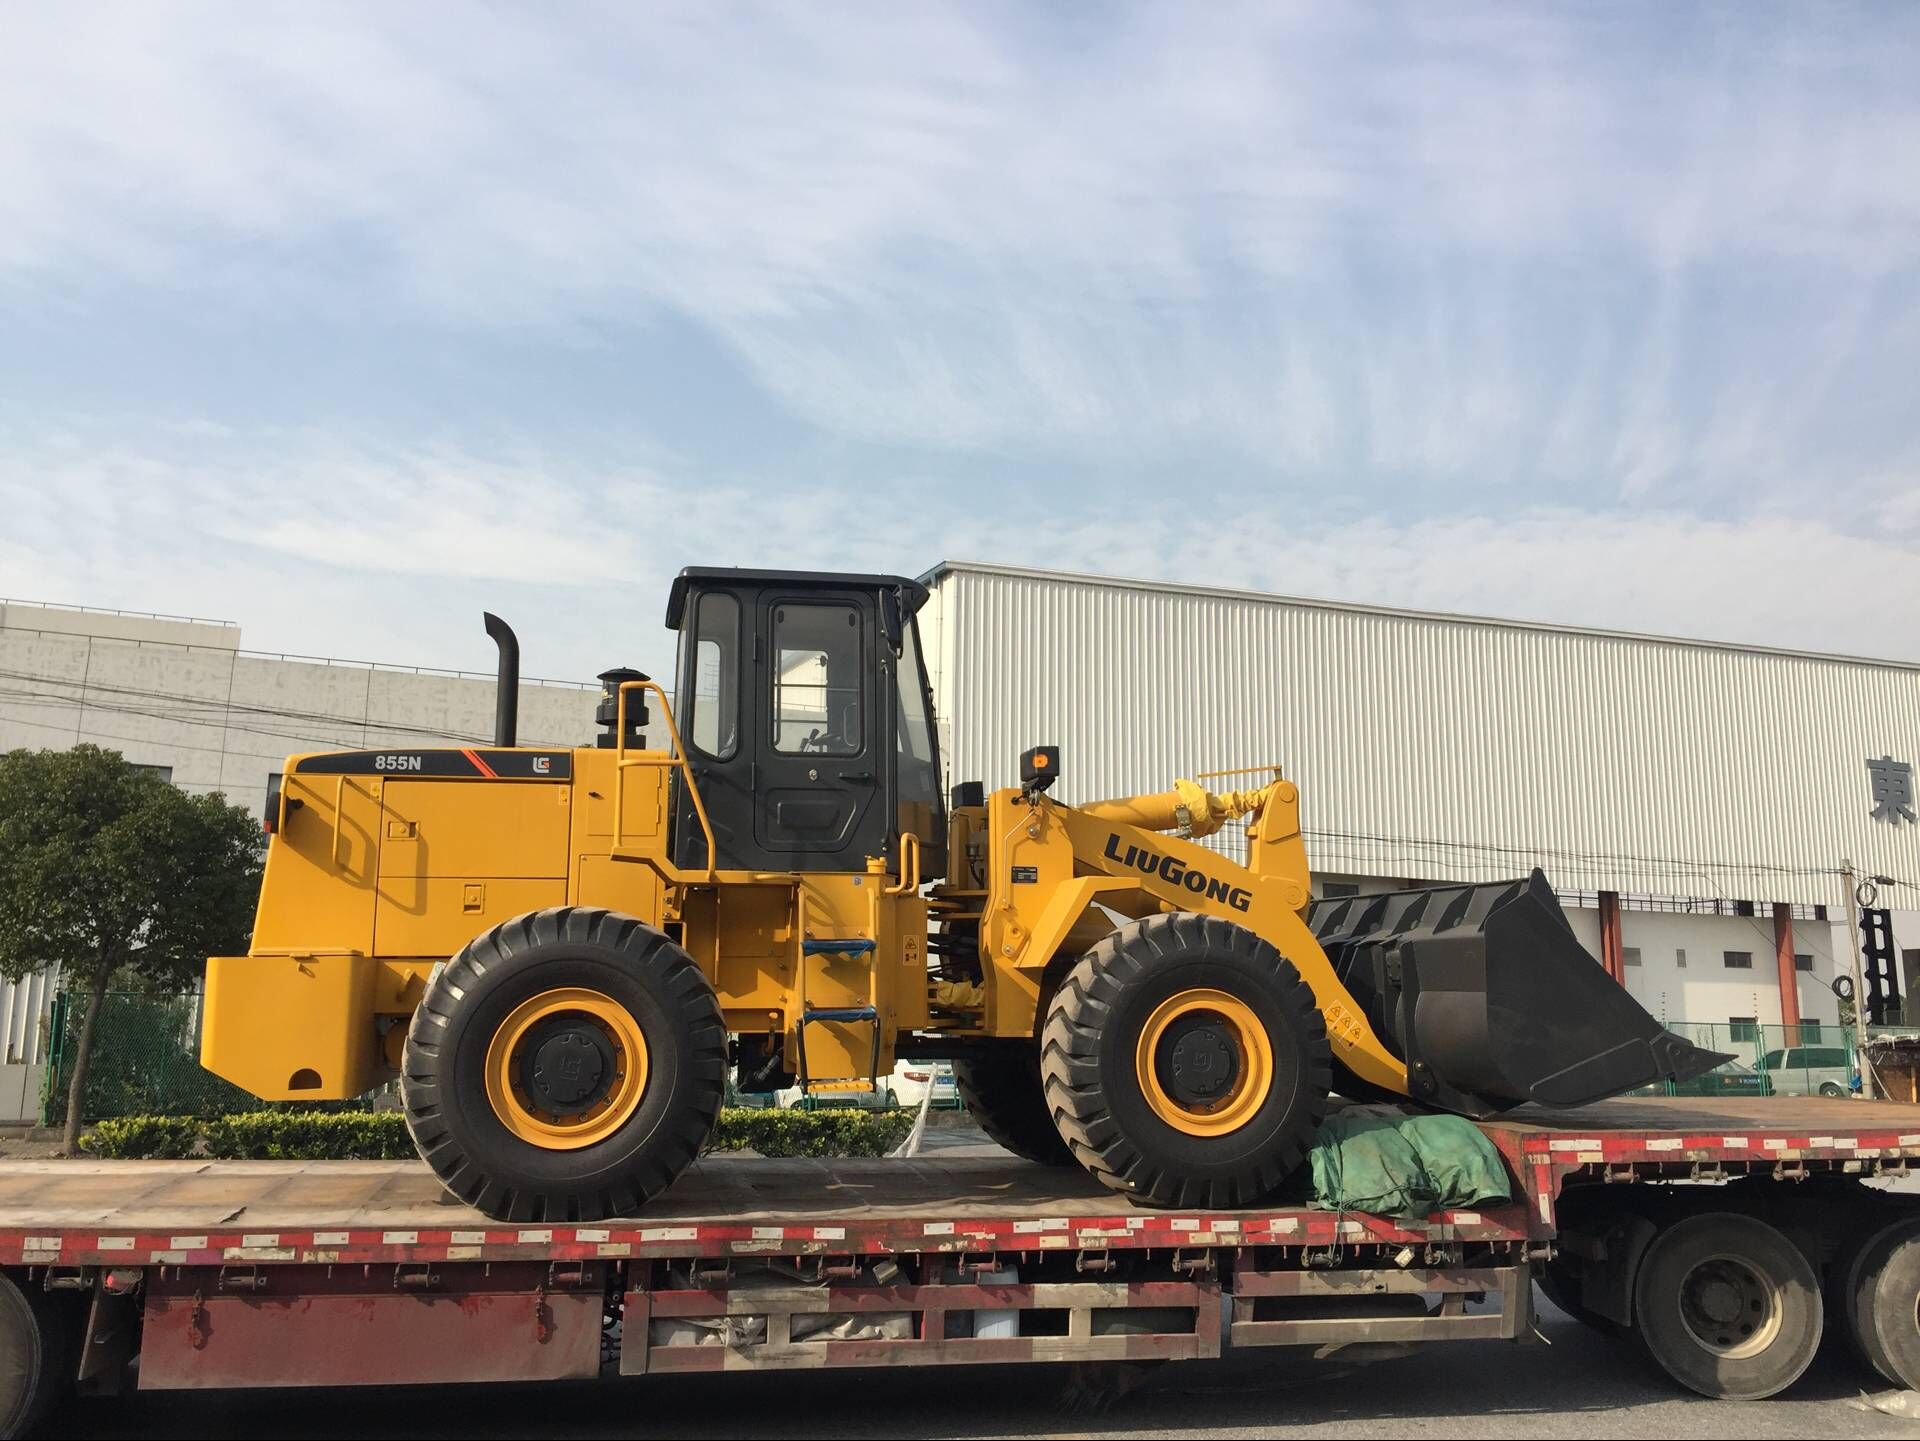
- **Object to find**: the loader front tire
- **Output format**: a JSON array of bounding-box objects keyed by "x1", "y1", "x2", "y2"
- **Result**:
[
  {"x1": 1041, "y1": 914, "x2": 1330, "y2": 1209},
  {"x1": 402, "y1": 907, "x2": 726, "y2": 1223},
  {"x1": 954, "y1": 1046, "x2": 1073, "y2": 1166}
]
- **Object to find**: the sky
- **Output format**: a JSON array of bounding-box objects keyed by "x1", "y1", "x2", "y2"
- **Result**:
[{"x1": 2, "y1": 2, "x2": 1919, "y2": 684}]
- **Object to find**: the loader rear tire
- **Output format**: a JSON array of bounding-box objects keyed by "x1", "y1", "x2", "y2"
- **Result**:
[
  {"x1": 1041, "y1": 914, "x2": 1330, "y2": 1209},
  {"x1": 402, "y1": 907, "x2": 726, "y2": 1223},
  {"x1": 954, "y1": 1046, "x2": 1073, "y2": 1166}
]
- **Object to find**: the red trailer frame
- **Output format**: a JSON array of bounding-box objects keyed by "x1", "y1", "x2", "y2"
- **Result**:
[{"x1": 0, "y1": 1096, "x2": 1916, "y2": 1433}]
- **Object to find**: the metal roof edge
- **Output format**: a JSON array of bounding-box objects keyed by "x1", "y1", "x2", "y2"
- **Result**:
[{"x1": 917, "y1": 560, "x2": 1920, "y2": 674}]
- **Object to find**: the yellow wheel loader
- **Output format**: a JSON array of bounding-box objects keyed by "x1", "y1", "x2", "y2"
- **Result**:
[{"x1": 201, "y1": 567, "x2": 1725, "y2": 1220}]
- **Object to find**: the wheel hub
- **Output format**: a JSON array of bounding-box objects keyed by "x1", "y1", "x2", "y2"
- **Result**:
[
  {"x1": 1159, "y1": 1015, "x2": 1242, "y2": 1106},
  {"x1": 1678, "y1": 1256, "x2": 1779, "y2": 1357},
  {"x1": 1694, "y1": 1276, "x2": 1743, "y2": 1327},
  {"x1": 1133, "y1": 988, "x2": 1276, "y2": 1138},
  {"x1": 526, "y1": 1024, "x2": 611, "y2": 1113},
  {"x1": 483, "y1": 987, "x2": 651, "y2": 1151}
]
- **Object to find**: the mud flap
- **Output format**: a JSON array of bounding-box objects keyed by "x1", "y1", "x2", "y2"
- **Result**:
[{"x1": 1309, "y1": 870, "x2": 1730, "y2": 1116}]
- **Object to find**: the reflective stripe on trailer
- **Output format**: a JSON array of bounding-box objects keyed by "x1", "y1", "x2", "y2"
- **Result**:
[{"x1": 0, "y1": 1205, "x2": 1534, "y2": 1268}]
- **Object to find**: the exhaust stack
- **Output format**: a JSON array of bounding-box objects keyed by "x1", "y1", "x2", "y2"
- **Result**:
[{"x1": 483, "y1": 612, "x2": 519, "y2": 748}]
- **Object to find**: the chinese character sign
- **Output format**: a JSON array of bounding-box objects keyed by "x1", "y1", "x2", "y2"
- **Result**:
[{"x1": 1868, "y1": 756, "x2": 1917, "y2": 825}]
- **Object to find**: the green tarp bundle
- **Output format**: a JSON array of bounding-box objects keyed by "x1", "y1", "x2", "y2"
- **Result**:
[{"x1": 1303, "y1": 1106, "x2": 1513, "y2": 1219}]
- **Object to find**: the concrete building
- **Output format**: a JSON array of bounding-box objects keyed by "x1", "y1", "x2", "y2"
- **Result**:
[
  {"x1": 918, "y1": 561, "x2": 1920, "y2": 1053},
  {"x1": 0, "y1": 597, "x2": 600, "y2": 1117},
  {"x1": 0, "y1": 599, "x2": 598, "y2": 819}
]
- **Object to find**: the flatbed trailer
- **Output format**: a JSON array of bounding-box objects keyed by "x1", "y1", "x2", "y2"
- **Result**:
[{"x1": 3, "y1": 1096, "x2": 1919, "y2": 1435}]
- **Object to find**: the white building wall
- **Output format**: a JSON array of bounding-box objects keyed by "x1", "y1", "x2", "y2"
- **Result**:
[
  {"x1": 0, "y1": 603, "x2": 600, "y2": 819},
  {"x1": 1610, "y1": 910, "x2": 1841, "y2": 1032}
]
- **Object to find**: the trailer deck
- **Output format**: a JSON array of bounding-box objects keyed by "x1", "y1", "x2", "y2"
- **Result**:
[
  {"x1": 1, "y1": 1097, "x2": 1911, "y2": 1269},
  {"x1": 0, "y1": 1096, "x2": 1914, "y2": 1427}
]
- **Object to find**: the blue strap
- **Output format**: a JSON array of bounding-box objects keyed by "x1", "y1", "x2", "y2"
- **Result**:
[{"x1": 802, "y1": 939, "x2": 877, "y2": 957}]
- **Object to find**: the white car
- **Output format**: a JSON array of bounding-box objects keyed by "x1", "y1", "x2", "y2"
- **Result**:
[
  {"x1": 773, "y1": 1060, "x2": 960, "y2": 1110},
  {"x1": 890, "y1": 1061, "x2": 959, "y2": 1110},
  {"x1": 1758, "y1": 1044, "x2": 1856, "y2": 1097}
]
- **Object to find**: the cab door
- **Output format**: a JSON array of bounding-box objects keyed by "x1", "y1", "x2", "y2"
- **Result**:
[{"x1": 752, "y1": 592, "x2": 887, "y2": 866}]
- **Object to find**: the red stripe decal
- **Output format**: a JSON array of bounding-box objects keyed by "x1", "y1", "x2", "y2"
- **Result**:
[{"x1": 462, "y1": 748, "x2": 498, "y2": 778}]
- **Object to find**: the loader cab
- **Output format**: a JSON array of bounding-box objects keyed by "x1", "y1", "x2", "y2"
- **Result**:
[{"x1": 664, "y1": 567, "x2": 947, "y2": 880}]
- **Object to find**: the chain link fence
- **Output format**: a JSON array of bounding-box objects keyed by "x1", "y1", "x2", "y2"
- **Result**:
[
  {"x1": 40, "y1": 991, "x2": 396, "y2": 1126},
  {"x1": 1634, "y1": 1020, "x2": 1920, "y2": 1099},
  {"x1": 40, "y1": 991, "x2": 256, "y2": 1126}
]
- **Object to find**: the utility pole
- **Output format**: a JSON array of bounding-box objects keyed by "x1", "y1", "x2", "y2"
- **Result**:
[{"x1": 1840, "y1": 859, "x2": 1877, "y2": 1100}]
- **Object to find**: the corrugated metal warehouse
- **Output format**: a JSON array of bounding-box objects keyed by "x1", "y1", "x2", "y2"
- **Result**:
[{"x1": 918, "y1": 561, "x2": 1920, "y2": 1044}]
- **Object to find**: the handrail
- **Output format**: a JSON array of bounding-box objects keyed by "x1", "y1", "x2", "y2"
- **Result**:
[
  {"x1": 1193, "y1": 763, "x2": 1286, "y2": 781},
  {"x1": 613, "y1": 679, "x2": 718, "y2": 882},
  {"x1": 886, "y1": 832, "x2": 921, "y2": 896}
]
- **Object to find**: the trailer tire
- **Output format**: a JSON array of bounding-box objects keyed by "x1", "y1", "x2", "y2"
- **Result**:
[
  {"x1": 1633, "y1": 1212, "x2": 1821, "y2": 1400},
  {"x1": 1856, "y1": 1229, "x2": 1920, "y2": 1391},
  {"x1": 954, "y1": 1047, "x2": 1073, "y2": 1165},
  {"x1": 1041, "y1": 914, "x2": 1330, "y2": 1209},
  {"x1": 403, "y1": 907, "x2": 726, "y2": 1223},
  {"x1": 1830, "y1": 1217, "x2": 1919, "y2": 1386},
  {"x1": 0, "y1": 1273, "x2": 72, "y2": 1439}
]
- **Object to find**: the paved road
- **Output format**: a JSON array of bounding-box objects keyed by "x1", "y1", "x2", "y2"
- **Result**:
[
  {"x1": 52, "y1": 1304, "x2": 1920, "y2": 1440},
  {"x1": 43, "y1": 1129, "x2": 1920, "y2": 1439}
]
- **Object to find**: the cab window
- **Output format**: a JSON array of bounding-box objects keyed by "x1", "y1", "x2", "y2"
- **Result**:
[
  {"x1": 896, "y1": 622, "x2": 936, "y2": 769},
  {"x1": 894, "y1": 618, "x2": 940, "y2": 824},
  {"x1": 773, "y1": 603, "x2": 862, "y2": 755},
  {"x1": 688, "y1": 592, "x2": 740, "y2": 758}
]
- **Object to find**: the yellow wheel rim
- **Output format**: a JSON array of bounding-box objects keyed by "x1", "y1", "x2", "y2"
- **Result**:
[
  {"x1": 484, "y1": 987, "x2": 649, "y2": 1150},
  {"x1": 1134, "y1": 988, "x2": 1273, "y2": 1137}
]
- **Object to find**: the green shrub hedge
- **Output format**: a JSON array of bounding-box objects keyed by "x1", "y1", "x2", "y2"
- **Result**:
[
  {"x1": 78, "y1": 1114, "x2": 203, "y2": 1160},
  {"x1": 82, "y1": 1106, "x2": 918, "y2": 1161},
  {"x1": 708, "y1": 1107, "x2": 915, "y2": 1158}
]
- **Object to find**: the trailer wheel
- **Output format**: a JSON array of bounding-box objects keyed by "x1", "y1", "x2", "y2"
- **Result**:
[
  {"x1": 1830, "y1": 1217, "x2": 1917, "y2": 1386},
  {"x1": 1854, "y1": 1229, "x2": 1920, "y2": 1391},
  {"x1": 0, "y1": 1273, "x2": 72, "y2": 1439},
  {"x1": 954, "y1": 1047, "x2": 1072, "y2": 1165},
  {"x1": 403, "y1": 907, "x2": 726, "y2": 1222},
  {"x1": 1633, "y1": 1212, "x2": 1821, "y2": 1400},
  {"x1": 1041, "y1": 914, "x2": 1330, "y2": 1208}
]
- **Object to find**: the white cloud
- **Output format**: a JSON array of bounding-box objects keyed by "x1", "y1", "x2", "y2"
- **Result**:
[
  {"x1": 3, "y1": 3, "x2": 1918, "y2": 501},
  {"x1": 5, "y1": 431, "x2": 1919, "y2": 681}
]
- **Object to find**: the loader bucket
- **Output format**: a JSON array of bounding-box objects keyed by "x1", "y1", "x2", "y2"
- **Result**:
[{"x1": 1308, "y1": 870, "x2": 1731, "y2": 1117}]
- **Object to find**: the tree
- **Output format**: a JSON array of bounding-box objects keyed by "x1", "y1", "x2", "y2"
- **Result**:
[{"x1": 0, "y1": 746, "x2": 262, "y2": 1151}]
